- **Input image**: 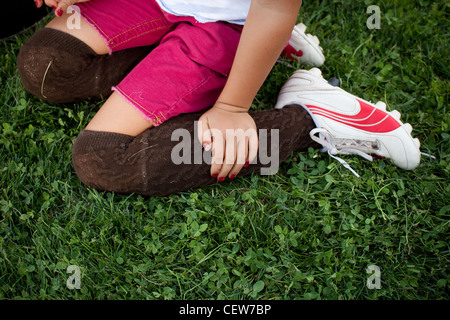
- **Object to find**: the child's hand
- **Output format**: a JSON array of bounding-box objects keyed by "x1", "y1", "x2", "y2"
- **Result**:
[
  {"x1": 34, "y1": 0, "x2": 90, "y2": 16},
  {"x1": 197, "y1": 103, "x2": 258, "y2": 181}
]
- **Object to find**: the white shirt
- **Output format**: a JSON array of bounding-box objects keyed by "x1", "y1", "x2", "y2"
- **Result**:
[{"x1": 155, "y1": 0, "x2": 251, "y2": 25}]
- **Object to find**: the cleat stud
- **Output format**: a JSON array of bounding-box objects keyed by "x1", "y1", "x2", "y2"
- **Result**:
[
  {"x1": 296, "y1": 23, "x2": 307, "y2": 33},
  {"x1": 311, "y1": 35, "x2": 320, "y2": 45},
  {"x1": 390, "y1": 110, "x2": 401, "y2": 120},
  {"x1": 306, "y1": 34, "x2": 320, "y2": 46},
  {"x1": 375, "y1": 101, "x2": 387, "y2": 110},
  {"x1": 413, "y1": 138, "x2": 421, "y2": 149},
  {"x1": 404, "y1": 123, "x2": 413, "y2": 134},
  {"x1": 309, "y1": 67, "x2": 322, "y2": 77}
]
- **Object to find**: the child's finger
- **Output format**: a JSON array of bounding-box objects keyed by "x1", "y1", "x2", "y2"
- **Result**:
[
  {"x1": 44, "y1": 0, "x2": 59, "y2": 11},
  {"x1": 227, "y1": 135, "x2": 247, "y2": 179},
  {"x1": 227, "y1": 128, "x2": 258, "y2": 179},
  {"x1": 218, "y1": 132, "x2": 238, "y2": 180},
  {"x1": 34, "y1": 0, "x2": 43, "y2": 8},
  {"x1": 197, "y1": 119, "x2": 212, "y2": 153},
  {"x1": 196, "y1": 118, "x2": 221, "y2": 178},
  {"x1": 210, "y1": 128, "x2": 224, "y2": 179},
  {"x1": 55, "y1": 0, "x2": 75, "y2": 17},
  {"x1": 247, "y1": 129, "x2": 259, "y2": 166}
]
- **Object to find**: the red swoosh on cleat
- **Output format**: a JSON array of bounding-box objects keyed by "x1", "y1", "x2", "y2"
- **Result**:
[
  {"x1": 307, "y1": 99, "x2": 401, "y2": 133},
  {"x1": 283, "y1": 45, "x2": 303, "y2": 59}
]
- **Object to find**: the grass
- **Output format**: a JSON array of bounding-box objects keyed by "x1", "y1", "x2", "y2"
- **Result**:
[{"x1": 0, "y1": 0, "x2": 448, "y2": 300}]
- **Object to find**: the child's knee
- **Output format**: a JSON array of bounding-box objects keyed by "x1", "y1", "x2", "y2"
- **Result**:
[
  {"x1": 17, "y1": 27, "x2": 99, "y2": 103},
  {"x1": 71, "y1": 130, "x2": 142, "y2": 194},
  {"x1": 72, "y1": 130, "x2": 116, "y2": 192}
]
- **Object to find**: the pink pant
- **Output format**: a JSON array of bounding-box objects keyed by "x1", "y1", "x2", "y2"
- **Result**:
[{"x1": 78, "y1": 0, "x2": 243, "y2": 126}]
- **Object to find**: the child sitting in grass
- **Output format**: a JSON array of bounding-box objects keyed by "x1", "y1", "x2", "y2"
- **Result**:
[{"x1": 17, "y1": 0, "x2": 421, "y2": 196}]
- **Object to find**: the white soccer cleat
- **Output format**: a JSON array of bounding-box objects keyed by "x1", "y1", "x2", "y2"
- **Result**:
[
  {"x1": 282, "y1": 23, "x2": 326, "y2": 67},
  {"x1": 275, "y1": 68, "x2": 421, "y2": 175}
]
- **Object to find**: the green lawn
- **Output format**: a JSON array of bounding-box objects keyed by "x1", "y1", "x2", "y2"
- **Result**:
[{"x1": 0, "y1": 0, "x2": 448, "y2": 300}]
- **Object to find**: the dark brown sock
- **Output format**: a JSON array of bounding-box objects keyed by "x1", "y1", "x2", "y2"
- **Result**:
[
  {"x1": 17, "y1": 27, "x2": 152, "y2": 103},
  {"x1": 71, "y1": 105, "x2": 319, "y2": 197}
]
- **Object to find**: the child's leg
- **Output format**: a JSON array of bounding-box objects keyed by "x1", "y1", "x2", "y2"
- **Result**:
[
  {"x1": 85, "y1": 91, "x2": 153, "y2": 136},
  {"x1": 70, "y1": 18, "x2": 320, "y2": 196},
  {"x1": 17, "y1": 0, "x2": 172, "y2": 103},
  {"x1": 72, "y1": 66, "x2": 423, "y2": 196},
  {"x1": 72, "y1": 105, "x2": 318, "y2": 196},
  {"x1": 45, "y1": 10, "x2": 110, "y2": 55},
  {"x1": 17, "y1": 27, "x2": 152, "y2": 103}
]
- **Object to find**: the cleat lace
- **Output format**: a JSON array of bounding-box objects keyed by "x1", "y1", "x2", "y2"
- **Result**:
[{"x1": 309, "y1": 128, "x2": 380, "y2": 177}]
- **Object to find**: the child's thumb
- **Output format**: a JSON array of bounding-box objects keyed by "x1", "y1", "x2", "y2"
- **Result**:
[{"x1": 197, "y1": 119, "x2": 212, "y2": 151}]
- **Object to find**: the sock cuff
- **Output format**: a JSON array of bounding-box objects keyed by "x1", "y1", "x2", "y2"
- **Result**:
[
  {"x1": 29, "y1": 27, "x2": 97, "y2": 55},
  {"x1": 72, "y1": 130, "x2": 134, "y2": 153}
]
